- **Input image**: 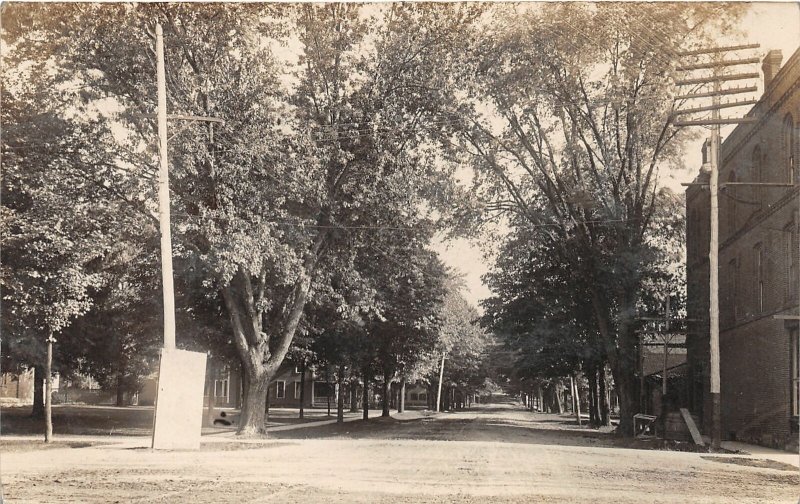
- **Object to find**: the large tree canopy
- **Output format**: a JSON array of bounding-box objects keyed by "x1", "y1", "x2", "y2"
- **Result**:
[
  {"x1": 421, "y1": 2, "x2": 741, "y2": 433},
  {"x1": 2, "y1": 3, "x2": 729, "y2": 438},
  {"x1": 2, "y1": 3, "x2": 475, "y2": 434}
]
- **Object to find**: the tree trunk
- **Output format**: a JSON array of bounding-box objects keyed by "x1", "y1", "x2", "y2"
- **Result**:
[
  {"x1": 436, "y1": 352, "x2": 446, "y2": 412},
  {"x1": 337, "y1": 364, "x2": 345, "y2": 424},
  {"x1": 398, "y1": 378, "x2": 405, "y2": 413},
  {"x1": 613, "y1": 366, "x2": 637, "y2": 436},
  {"x1": 590, "y1": 286, "x2": 639, "y2": 436},
  {"x1": 381, "y1": 368, "x2": 391, "y2": 417},
  {"x1": 350, "y1": 379, "x2": 358, "y2": 412},
  {"x1": 599, "y1": 365, "x2": 610, "y2": 426},
  {"x1": 115, "y1": 358, "x2": 126, "y2": 407},
  {"x1": 299, "y1": 360, "x2": 306, "y2": 419},
  {"x1": 570, "y1": 375, "x2": 581, "y2": 426},
  {"x1": 362, "y1": 367, "x2": 370, "y2": 420},
  {"x1": 222, "y1": 250, "x2": 322, "y2": 436},
  {"x1": 237, "y1": 366, "x2": 270, "y2": 436},
  {"x1": 554, "y1": 382, "x2": 564, "y2": 414},
  {"x1": 31, "y1": 365, "x2": 44, "y2": 418},
  {"x1": 537, "y1": 385, "x2": 544, "y2": 413},
  {"x1": 610, "y1": 310, "x2": 639, "y2": 436},
  {"x1": 587, "y1": 366, "x2": 598, "y2": 426},
  {"x1": 326, "y1": 368, "x2": 331, "y2": 417},
  {"x1": 116, "y1": 376, "x2": 125, "y2": 407},
  {"x1": 45, "y1": 336, "x2": 53, "y2": 443},
  {"x1": 265, "y1": 381, "x2": 271, "y2": 421}
]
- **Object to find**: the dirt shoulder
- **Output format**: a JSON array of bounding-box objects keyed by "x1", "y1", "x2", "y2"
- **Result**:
[{"x1": 2, "y1": 403, "x2": 797, "y2": 504}]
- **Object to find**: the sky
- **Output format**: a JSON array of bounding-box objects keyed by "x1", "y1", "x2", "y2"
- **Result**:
[{"x1": 434, "y1": 2, "x2": 800, "y2": 312}]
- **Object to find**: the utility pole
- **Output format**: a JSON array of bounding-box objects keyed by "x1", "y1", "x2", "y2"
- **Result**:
[
  {"x1": 44, "y1": 332, "x2": 55, "y2": 443},
  {"x1": 156, "y1": 23, "x2": 176, "y2": 349},
  {"x1": 147, "y1": 22, "x2": 222, "y2": 451},
  {"x1": 149, "y1": 23, "x2": 223, "y2": 350},
  {"x1": 436, "y1": 352, "x2": 446, "y2": 412},
  {"x1": 663, "y1": 297, "x2": 671, "y2": 397},
  {"x1": 570, "y1": 374, "x2": 581, "y2": 426},
  {"x1": 708, "y1": 65, "x2": 722, "y2": 452},
  {"x1": 674, "y1": 43, "x2": 760, "y2": 450}
]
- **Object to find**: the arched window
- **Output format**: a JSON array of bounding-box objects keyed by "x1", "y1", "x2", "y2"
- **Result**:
[
  {"x1": 754, "y1": 243, "x2": 764, "y2": 314},
  {"x1": 729, "y1": 258, "x2": 738, "y2": 321},
  {"x1": 688, "y1": 208, "x2": 703, "y2": 260},
  {"x1": 752, "y1": 146, "x2": 762, "y2": 204},
  {"x1": 783, "y1": 114, "x2": 795, "y2": 184},
  {"x1": 727, "y1": 171, "x2": 737, "y2": 236},
  {"x1": 786, "y1": 220, "x2": 796, "y2": 302}
]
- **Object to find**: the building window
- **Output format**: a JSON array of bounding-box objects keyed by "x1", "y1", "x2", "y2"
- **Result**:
[
  {"x1": 784, "y1": 114, "x2": 796, "y2": 184},
  {"x1": 314, "y1": 381, "x2": 334, "y2": 400},
  {"x1": 688, "y1": 209, "x2": 698, "y2": 259},
  {"x1": 729, "y1": 259, "x2": 738, "y2": 321},
  {"x1": 792, "y1": 329, "x2": 799, "y2": 417},
  {"x1": 214, "y1": 380, "x2": 227, "y2": 398},
  {"x1": 276, "y1": 380, "x2": 285, "y2": 399},
  {"x1": 727, "y1": 171, "x2": 737, "y2": 236},
  {"x1": 294, "y1": 365, "x2": 301, "y2": 374},
  {"x1": 755, "y1": 244, "x2": 764, "y2": 314},
  {"x1": 214, "y1": 372, "x2": 230, "y2": 400},
  {"x1": 787, "y1": 223, "x2": 797, "y2": 302},
  {"x1": 294, "y1": 382, "x2": 302, "y2": 399},
  {"x1": 752, "y1": 146, "x2": 762, "y2": 204}
]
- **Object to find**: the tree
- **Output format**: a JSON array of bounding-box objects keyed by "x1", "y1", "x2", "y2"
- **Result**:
[
  {"x1": 1, "y1": 46, "x2": 138, "y2": 420},
  {"x1": 361, "y1": 246, "x2": 447, "y2": 417},
  {"x1": 424, "y1": 2, "x2": 741, "y2": 434},
  {"x1": 3, "y1": 3, "x2": 472, "y2": 434},
  {"x1": 482, "y1": 225, "x2": 605, "y2": 421},
  {"x1": 58, "y1": 245, "x2": 162, "y2": 406},
  {"x1": 409, "y1": 277, "x2": 490, "y2": 411}
]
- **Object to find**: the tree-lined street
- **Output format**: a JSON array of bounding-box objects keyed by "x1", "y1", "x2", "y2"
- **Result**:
[{"x1": 2, "y1": 2, "x2": 799, "y2": 501}]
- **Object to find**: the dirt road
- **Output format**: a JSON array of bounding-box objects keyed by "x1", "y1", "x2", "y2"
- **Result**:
[{"x1": 2, "y1": 401, "x2": 797, "y2": 503}]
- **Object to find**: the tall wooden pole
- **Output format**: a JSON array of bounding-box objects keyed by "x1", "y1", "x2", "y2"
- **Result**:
[
  {"x1": 570, "y1": 375, "x2": 582, "y2": 426},
  {"x1": 709, "y1": 67, "x2": 722, "y2": 450},
  {"x1": 156, "y1": 23, "x2": 176, "y2": 350},
  {"x1": 44, "y1": 333, "x2": 54, "y2": 443},
  {"x1": 675, "y1": 43, "x2": 761, "y2": 451},
  {"x1": 398, "y1": 377, "x2": 406, "y2": 413},
  {"x1": 436, "y1": 352, "x2": 446, "y2": 412},
  {"x1": 662, "y1": 297, "x2": 670, "y2": 396}
]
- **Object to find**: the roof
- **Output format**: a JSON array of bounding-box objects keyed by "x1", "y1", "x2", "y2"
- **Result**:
[{"x1": 641, "y1": 347, "x2": 688, "y2": 377}]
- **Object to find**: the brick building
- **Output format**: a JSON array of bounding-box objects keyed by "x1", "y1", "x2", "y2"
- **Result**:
[{"x1": 686, "y1": 48, "x2": 800, "y2": 451}]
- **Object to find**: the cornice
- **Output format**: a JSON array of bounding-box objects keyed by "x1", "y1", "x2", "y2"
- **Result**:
[{"x1": 720, "y1": 47, "x2": 800, "y2": 167}]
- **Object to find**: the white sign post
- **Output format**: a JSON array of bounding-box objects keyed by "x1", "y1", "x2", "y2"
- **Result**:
[{"x1": 152, "y1": 348, "x2": 207, "y2": 450}]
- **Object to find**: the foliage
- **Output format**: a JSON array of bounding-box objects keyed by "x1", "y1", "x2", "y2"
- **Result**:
[
  {"x1": 2, "y1": 3, "x2": 474, "y2": 433},
  {"x1": 422, "y1": 2, "x2": 740, "y2": 433}
]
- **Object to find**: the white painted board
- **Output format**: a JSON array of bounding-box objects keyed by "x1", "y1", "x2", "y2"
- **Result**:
[{"x1": 151, "y1": 348, "x2": 208, "y2": 450}]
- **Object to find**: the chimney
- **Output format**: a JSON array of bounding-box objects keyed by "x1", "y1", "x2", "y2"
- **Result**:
[
  {"x1": 762, "y1": 49, "x2": 783, "y2": 89},
  {"x1": 701, "y1": 138, "x2": 711, "y2": 165}
]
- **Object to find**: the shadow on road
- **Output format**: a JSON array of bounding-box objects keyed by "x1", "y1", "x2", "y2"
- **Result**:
[{"x1": 267, "y1": 409, "x2": 618, "y2": 451}]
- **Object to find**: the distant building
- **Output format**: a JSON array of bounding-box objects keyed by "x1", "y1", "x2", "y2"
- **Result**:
[
  {"x1": 0, "y1": 369, "x2": 61, "y2": 406},
  {"x1": 403, "y1": 382, "x2": 430, "y2": 408},
  {"x1": 639, "y1": 342, "x2": 688, "y2": 418},
  {"x1": 0, "y1": 369, "x2": 35, "y2": 405},
  {"x1": 202, "y1": 358, "x2": 338, "y2": 412},
  {"x1": 685, "y1": 48, "x2": 800, "y2": 451}
]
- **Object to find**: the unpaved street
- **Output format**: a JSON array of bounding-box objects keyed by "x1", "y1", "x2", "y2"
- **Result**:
[{"x1": 2, "y1": 401, "x2": 798, "y2": 503}]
